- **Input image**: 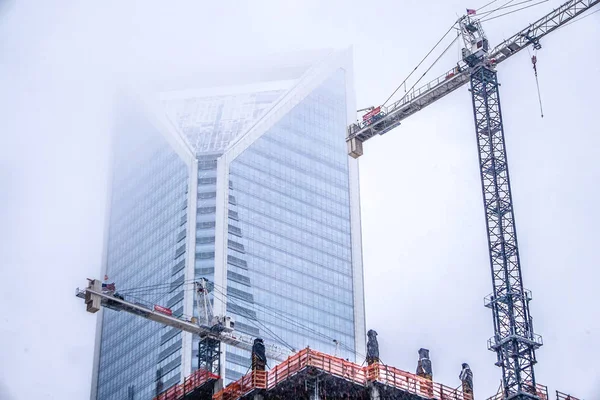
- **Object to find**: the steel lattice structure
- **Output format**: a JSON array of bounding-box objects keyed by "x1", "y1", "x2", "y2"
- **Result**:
[
  {"x1": 198, "y1": 336, "x2": 222, "y2": 375},
  {"x1": 470, "y1": 66, "x2": 542, "y2": 399}
]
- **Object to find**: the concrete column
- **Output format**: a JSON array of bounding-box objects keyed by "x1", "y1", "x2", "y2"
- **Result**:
[
  {"x1": 212, "y1": 379, "x2": 224, "y2": 395},
  {"x1": 368, "y1": 383, "x2": 381, "y2": 400}
]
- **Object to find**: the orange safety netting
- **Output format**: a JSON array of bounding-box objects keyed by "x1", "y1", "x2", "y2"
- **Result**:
[
  {"x1": 154, "y1": 368, "x2": 220, "y2": 400},
  {"x1": 214, "y1": 348, "x2": 472, "y2": 400}
]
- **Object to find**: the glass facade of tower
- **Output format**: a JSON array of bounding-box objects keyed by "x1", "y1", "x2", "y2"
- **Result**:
[
  {"x1": 96, "y1": 108, "x2": 189, "y2": 400},
  {"x1": 95, "y1": 52, "x2": 363, "y2": 399},
  {"x1": 223, "y1": 69, "x2": 355, "y2": 380}
]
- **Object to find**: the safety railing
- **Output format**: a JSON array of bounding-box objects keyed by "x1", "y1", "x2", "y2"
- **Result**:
[
  {"x1": 556, "y1": 390, "x2": 581, "y2": 400},
  {"x1": 348, "y1": 63, "x2": 469, "y2": 135},
  {"x1": 266, "y1": 348, "x2": 368, "y2": 388},
  {"x1": 213, "y1": 371, "x2": 266, "y2": 400},
  {"x1": 538, "y1": 384, "x2": 550, "y2": 400},
  {"x1": 391, "y1": 65, "x2": 464, "y2": 109},
  {"x1": 266, "y1": 348, "x2": 310, "y2": 389},
  {"x1": 486, "y1": 333, "x2": 544, "y2": 352},
  {"x1": 485, "y1": 383, "x2": 549, "y2": 400},
  {"x1": 300, "y1": 349, "x2": 368, "y2": 386},
  {"x1": 154, "y1": 369, "x2": 219, "y2": 400},
  {"x1": 214, "y1": 348, "x2": 368, "y2": 400},
  {"x1": 367, "y1": 363, "x2": 466, "y2": 400},
  {"x1": 214, "y1": 348, "x2": 472, "y2": 400}
]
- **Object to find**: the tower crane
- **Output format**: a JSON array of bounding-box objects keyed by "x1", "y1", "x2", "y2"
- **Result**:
[
  {"x1": 347, "y1": 1, "x2": 599, "y2": 399},
  {"x1": 76, "y1": 278, "x2": 293, "y2": 376}
]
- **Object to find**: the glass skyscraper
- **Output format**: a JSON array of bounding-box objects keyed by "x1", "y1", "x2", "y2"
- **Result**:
[{"x1": 92, "y1": 49, "x2": 365, "y2": 400}]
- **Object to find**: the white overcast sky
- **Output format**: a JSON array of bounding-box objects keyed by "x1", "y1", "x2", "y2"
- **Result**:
[{"x1": 1, "y1": 0, "x2": 598, "y2": 399}]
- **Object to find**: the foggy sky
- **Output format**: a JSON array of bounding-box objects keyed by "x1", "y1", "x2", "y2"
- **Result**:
[{"x1": 1, "y1": 0, "x2": 598, "y2": 398}]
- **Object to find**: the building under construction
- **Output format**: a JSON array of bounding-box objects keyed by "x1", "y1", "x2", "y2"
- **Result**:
[{"x1": 152, "y1": 347, "x2": 569, "y2": 400}]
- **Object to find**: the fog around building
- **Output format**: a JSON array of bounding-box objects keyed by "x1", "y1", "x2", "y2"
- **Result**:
[{"x1": 1, "y1": 0, "x2": 598, "y2": 398}]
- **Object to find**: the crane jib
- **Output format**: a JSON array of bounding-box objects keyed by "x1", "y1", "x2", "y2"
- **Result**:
[
  {"x1": 76, "y1": 283, "x2": 292, "y2": 362},
  {"x1": 488, "y1": 0, "x2": 600, "y2": 64},
  {"x1": 347, "y1": 0, "x2": 600, "y2": 152},
  {"x1": 347, "y1": 69, "x2": 470, "y2": 145}
]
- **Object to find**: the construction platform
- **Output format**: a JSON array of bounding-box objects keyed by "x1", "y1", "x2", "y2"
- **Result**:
[{"x1": 155, "y1": 348, "x2": 552, "y2": 400}]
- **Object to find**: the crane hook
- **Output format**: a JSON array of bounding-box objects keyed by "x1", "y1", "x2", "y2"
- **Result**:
[{"x1": 531, "y1": 53, "x2": 544, "y2": 118}]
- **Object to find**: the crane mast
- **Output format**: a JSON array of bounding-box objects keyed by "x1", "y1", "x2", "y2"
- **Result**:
[
  {"x1": 469, "y1": 61, "x2": 542, "y2": 399},
  {"x1": 348, "y1": 1, "x2": 599, "y2": 399},
  {"x1": 461, "y1": 11, "x2": 542, "y2": 398}
]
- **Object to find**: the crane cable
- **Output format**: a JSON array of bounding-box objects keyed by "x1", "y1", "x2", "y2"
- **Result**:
[
  {"x1": 476, "y1": 0, "x2": 548, "y2": 20},
  {"x1": 209, "y1": 283, "x2": 296, "y2": 353},
  {"x1": 110, "y1": 276, "x2": 368, "y2": 361},
  {"x1": 480, "y1": 0, "x2": 550, "y2": 22},
  {"x1": 476, "y1": 0, "x2": 501, "y2": 12},
  {"x1": 209, "y1": 282, "x2": 294, "y2": 353},
  {"x1": 207, "y1": 278, "x2": 367, "y2": 361},
  {"x1": 475, "y1": 0, "x2": 516, "y2": 19},
  {"x1": 381, "y1": 0, "x2": 544, "y2": 108},
  {"x1": 209, "y1": 280, "x2": 365, "y2": 360},
  {"x1": 381, "y1": 0, "x2": 521, "y2": 108},
  {"x1": 114, "y1": 279, "x2": 295, "y2": 353},
  {"x1": 382, "y1": 21, "x2": 459, "y2": 107},
  {"x1": 399, "y1": 33, "x2": 461, "y2": 104},
  {"x1": 116, "y1": 278, "x2": 297, "y2": 355},
  {"x1": 528, "y1": 47, "x2": 544, "y2": 118},
  {"x1": 251, "y1": 300, "x2": 365, "y2": 361},
  {"x1": 117, "y1": 278, "x2": 199, "y2": 294}
]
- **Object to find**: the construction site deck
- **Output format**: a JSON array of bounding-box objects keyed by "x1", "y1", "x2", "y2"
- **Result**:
[{"x1": 154, "y1": 348, "x2": 555, "y2": 400}]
